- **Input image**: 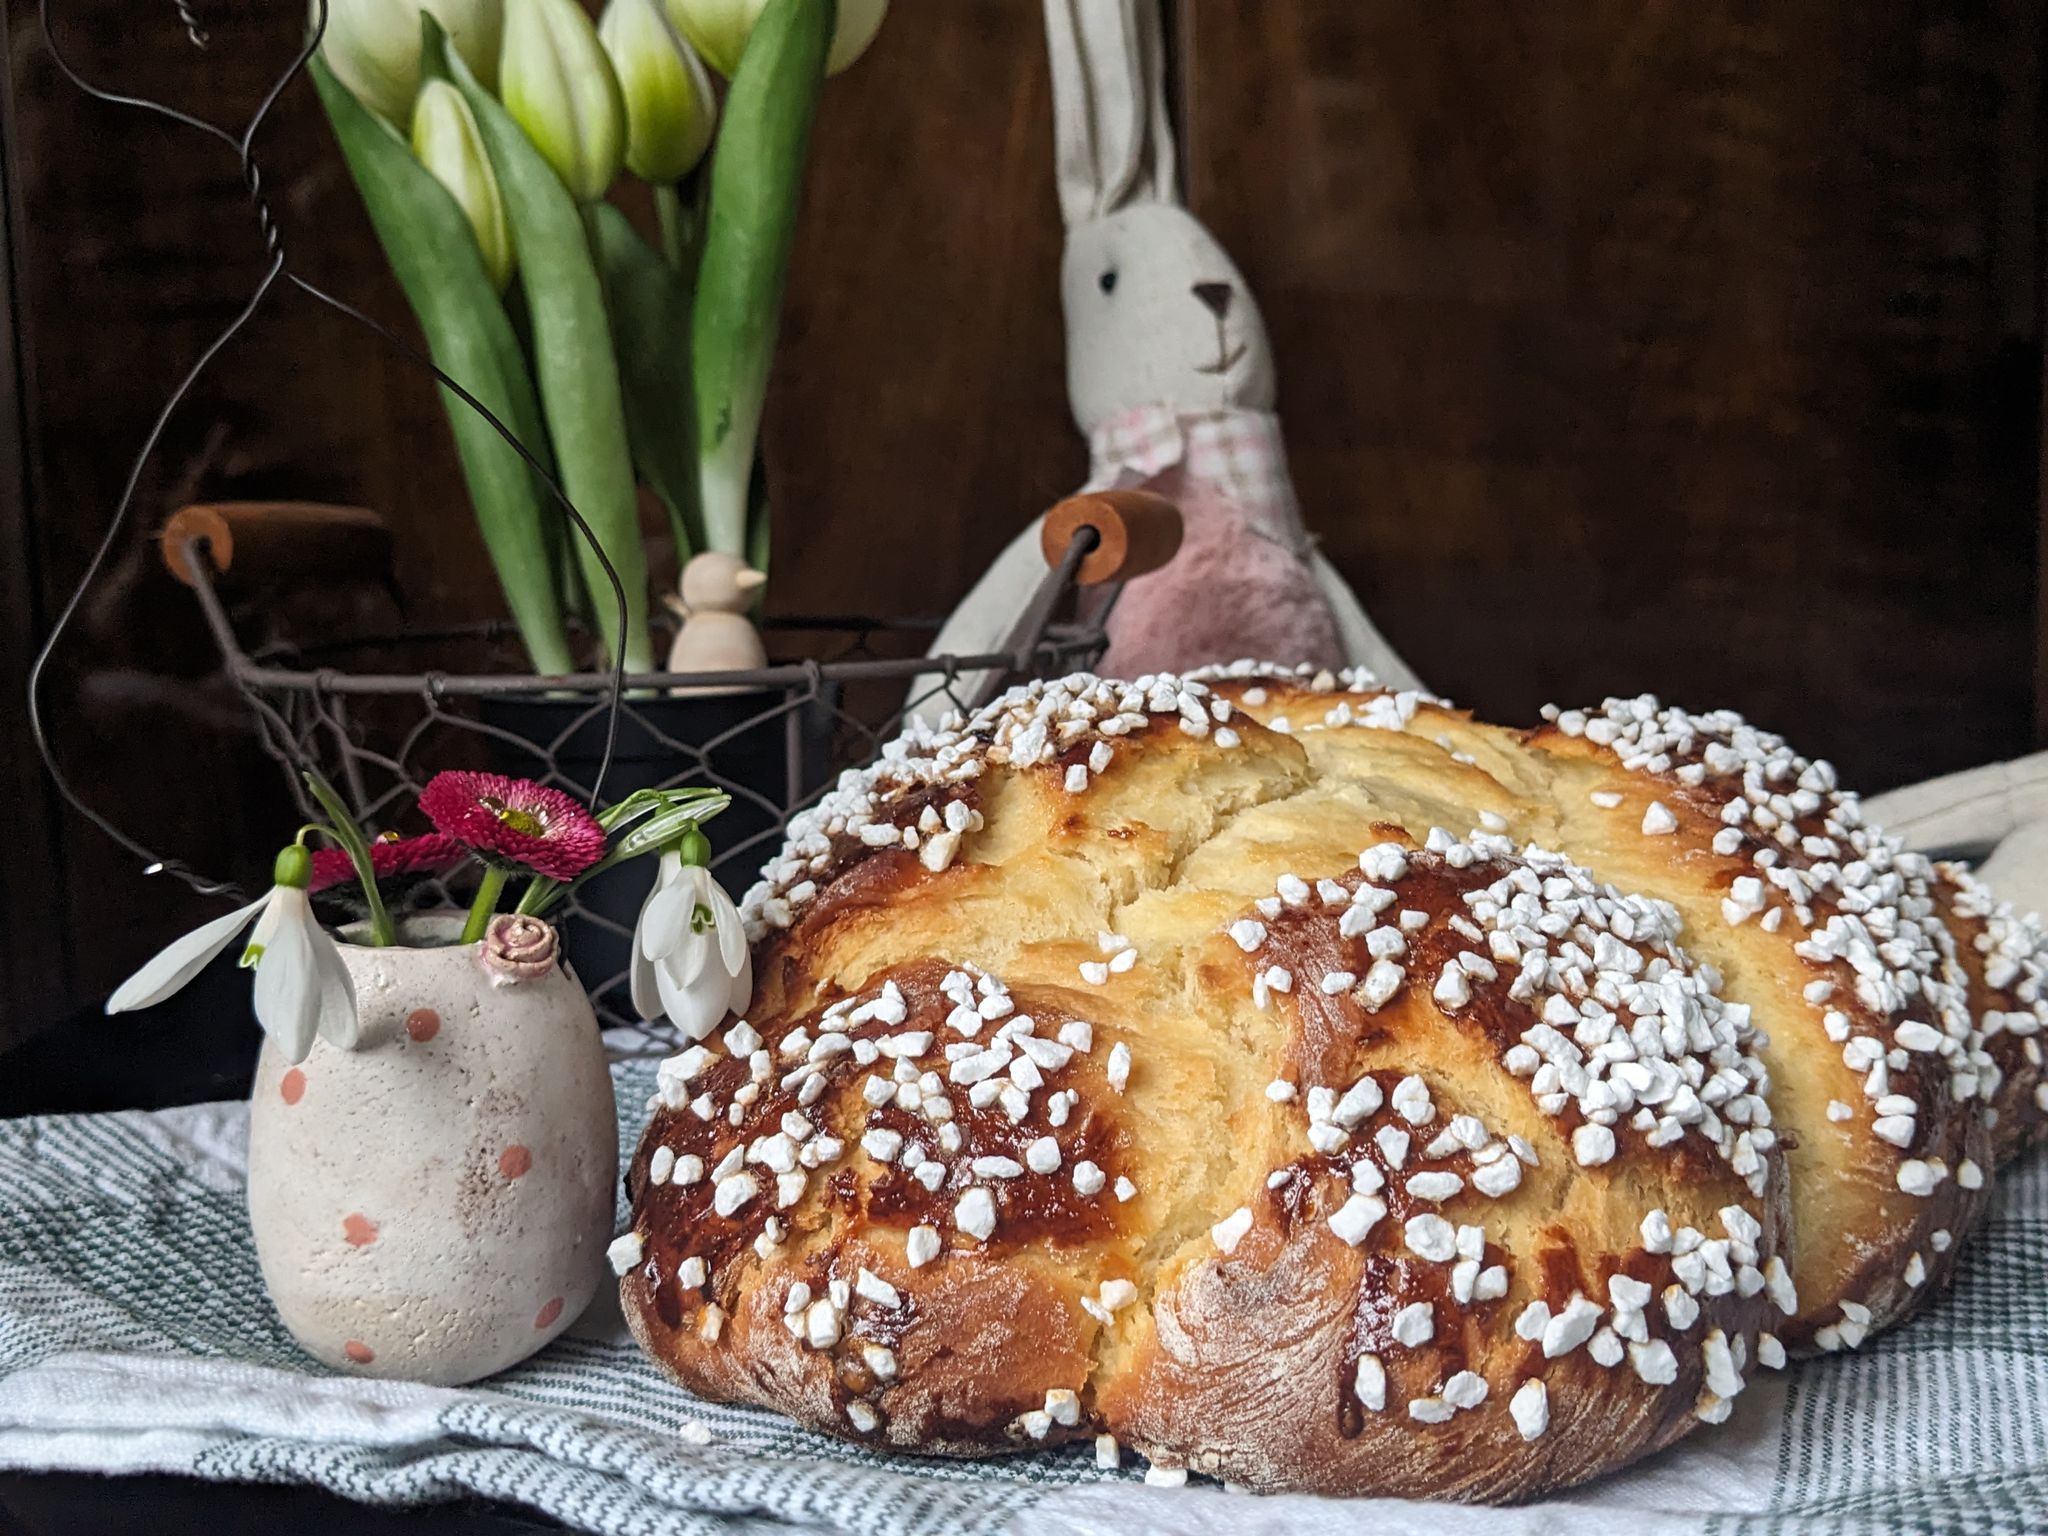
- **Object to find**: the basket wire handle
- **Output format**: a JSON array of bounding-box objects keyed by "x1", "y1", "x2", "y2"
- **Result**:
[
  {"x1": 965, "y1": 489, "x2": 1184, "y2": 713},
  {"x1": 25, "y1": 0, "x2": 635, "y2": 905}
]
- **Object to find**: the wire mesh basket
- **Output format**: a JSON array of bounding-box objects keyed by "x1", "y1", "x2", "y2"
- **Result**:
[{"x1": 162, "y1": 499, "x2": 1152, "y2": 1036}]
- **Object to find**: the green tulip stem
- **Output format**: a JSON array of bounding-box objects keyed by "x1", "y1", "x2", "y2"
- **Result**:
[
  {"x1": 590, "y1": 202, "x2": 705, "y2": 561},
  {"x1": 651, "y1": 170, "x2": 709, "y2": 279},
  {"x1": 654, "y1": 182, "x2": 686, "y2": 271}
]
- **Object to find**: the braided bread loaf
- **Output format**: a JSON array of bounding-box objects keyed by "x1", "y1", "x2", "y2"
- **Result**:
[{"x1": 615, "y1": 668, "x2": 2045, "y2": 1499}]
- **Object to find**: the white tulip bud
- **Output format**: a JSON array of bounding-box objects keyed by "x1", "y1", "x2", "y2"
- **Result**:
[
  {"x1": 317, "y1": 0, "x2": 503, "y2": 124},
  {"x1": 499, "y1": 0, "x2": 628, "y2": 201},
  {"x1": 599, "y1": 0, "x2": 718, "y2": 182},
  {"x1": 664, "y1": 0, "x2": 885, "y2": 80},
  {"x1": 411, "y1": 80, "x2": 515, "y2": 291}
]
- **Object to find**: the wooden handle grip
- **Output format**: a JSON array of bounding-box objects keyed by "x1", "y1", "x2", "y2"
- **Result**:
[
  {"x1": 160, "y1": 502, "x2": 393, "y2": 589},
  {"x1": 1040, "y1": 490, "x2": 1183, "y2": 585}
]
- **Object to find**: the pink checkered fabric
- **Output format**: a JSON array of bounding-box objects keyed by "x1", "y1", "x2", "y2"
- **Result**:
[{"x1": 1084, "y1": 404, "x2": 1302, "y2": 531}]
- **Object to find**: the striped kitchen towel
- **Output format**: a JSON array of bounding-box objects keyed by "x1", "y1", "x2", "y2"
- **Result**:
[{"x1": 0, "y1": 1058, "x2": 2043, "y2": 1535}]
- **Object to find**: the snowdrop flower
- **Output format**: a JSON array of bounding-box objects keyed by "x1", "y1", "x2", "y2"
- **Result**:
[
  {"x1": 106, "y1": 844, "x2": 358, "y2": 1065},
  {"x1": 632, "y1": 830, "x2": 750, "y2": 1041}
]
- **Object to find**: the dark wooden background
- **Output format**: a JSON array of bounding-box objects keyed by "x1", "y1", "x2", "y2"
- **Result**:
[{"x1": 2, "y1": 0, "x2": 2043, "y2": 1043}]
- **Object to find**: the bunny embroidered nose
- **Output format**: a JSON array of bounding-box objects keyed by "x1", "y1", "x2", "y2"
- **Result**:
[{"x1": 1192, "y1": 281, "x2": 1233, "y2": 319}]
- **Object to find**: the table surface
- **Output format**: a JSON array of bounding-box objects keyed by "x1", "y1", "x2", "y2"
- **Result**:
[{"x1": 0, "y1": 953, "x2": 573, "y2": 1534}]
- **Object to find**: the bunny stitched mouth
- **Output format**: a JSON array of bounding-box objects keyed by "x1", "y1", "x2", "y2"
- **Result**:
[{"x1": 1195, "y1": 306, "x2": 1247, "y2": 375}]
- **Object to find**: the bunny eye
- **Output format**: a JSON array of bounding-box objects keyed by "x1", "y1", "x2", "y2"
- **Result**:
[{"x1": 1098, "y1": 269, "x2": 1118, "y2": 295}]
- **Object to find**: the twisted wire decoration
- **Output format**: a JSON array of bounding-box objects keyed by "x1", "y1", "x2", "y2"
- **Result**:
[
  {"x1": 25, "y1": 0, "x2": 632, "y2": 903},
  {"x1": 172, "y1": 0, "x2": 207, "y2": 51}
]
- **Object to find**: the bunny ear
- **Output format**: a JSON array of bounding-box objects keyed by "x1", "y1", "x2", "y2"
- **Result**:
[
  {"x1": 1044, "y1": 0, "x2": 1181, "y2": 225},
  {"x1": 1132, "y1": 0, "x2": 1178, "y2": 208}
]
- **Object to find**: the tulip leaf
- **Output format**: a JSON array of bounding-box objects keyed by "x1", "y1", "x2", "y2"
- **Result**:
[
  {"x1": 587, "y1": 200, "x2": 704, "y2": 564},
  {"x1": 312, "y1": 55, "x2": 574, "y2": 677},
  {"x1": 692, "y1": 0, "x2": 833, "y2": 556},
  {"x1": 430, "y1": 25, "x2": 654, "y2": 672}
]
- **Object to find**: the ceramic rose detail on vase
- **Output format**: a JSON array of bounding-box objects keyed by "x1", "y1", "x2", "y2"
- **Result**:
[
  {"x1": 482, "y1": 910, "x2": 565, "y2": 981},
  {"x1": 104, "y1": 767, "x2": 740, "y2": 1385}
]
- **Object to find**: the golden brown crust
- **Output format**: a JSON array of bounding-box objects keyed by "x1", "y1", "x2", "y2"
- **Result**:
[
  {"x1": 621, "y1": 963, "x2": 1134, "y2": 1453},
  {"x1": 1932, "y1": 863, "x2": 2048, "y2": 1163},
  {"x1": 1502, "y1": 712, "x2": 1991, "y2": 1351},
  {"x1": 1206, "y1": 677, "x2": 1999, "y2": 1350},
  {"x1": 1100, "y1": 844, "x2": 1783, "y2": 1496},
  {"x1": 623, "y1": 1227, "x2": 1097, "y2": 1456},
  {"x1": 614, "y1": 668, "x2": 2023, "y2": 1495},
  {"x1": 1103, "y1": 1231, "x2": 1755, "y2": 1500}
]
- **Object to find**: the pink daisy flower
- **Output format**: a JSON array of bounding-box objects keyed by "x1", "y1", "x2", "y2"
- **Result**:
[
  {"x1": 309, "y1": 832, "x2": 466, "y2": 894},
  {"x1": 419, "y1": 771, "x2": 606, "y2": 881}
]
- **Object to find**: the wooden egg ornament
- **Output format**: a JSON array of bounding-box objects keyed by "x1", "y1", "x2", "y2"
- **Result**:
[{"x1": 665, "y1": 551, "x2": 768, "y2": 695}]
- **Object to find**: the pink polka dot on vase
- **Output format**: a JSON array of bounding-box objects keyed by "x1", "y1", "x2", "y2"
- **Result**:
[
  {"x1": 405, "y1": 1008, "x2": 441, "y2": 1042},
  {"x1": 499, "y1": 1145, "x2": 533, "y2": 1180},
  {"x1": 279, "y1": 1068, "x2": 306, "y2": 1105},
  {"x1": 343, "y1": 1340, "x2": 374, "y2": 1365},
  {"x1": 342, "y1": 1213, "x2": 379, "y2": 1247},
  {"x1": 534, "y1": 1296, "x2": 565, "y2": 1330}
]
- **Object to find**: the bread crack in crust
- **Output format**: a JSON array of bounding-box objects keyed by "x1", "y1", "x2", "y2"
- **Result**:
[{"x1": 617, "y1": 668, "x2": 2039, "y2": 1499}]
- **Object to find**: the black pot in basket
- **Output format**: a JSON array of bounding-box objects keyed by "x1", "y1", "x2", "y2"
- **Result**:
[{"x1": 480, "y1": 687, "x2": 836, "y2": 1020}]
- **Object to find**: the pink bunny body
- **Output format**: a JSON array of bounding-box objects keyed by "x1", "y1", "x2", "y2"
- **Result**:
[{"x1": 1087, "y1": 405, "x2": 1341, "y2": 676}]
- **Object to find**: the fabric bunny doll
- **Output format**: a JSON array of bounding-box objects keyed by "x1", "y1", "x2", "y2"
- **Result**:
[{"x1": 918, "y1": 0, "x2": 1419, "y2": 719}]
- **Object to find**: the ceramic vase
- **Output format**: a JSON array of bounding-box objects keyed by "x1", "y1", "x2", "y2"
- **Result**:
[{"x1": 247, "y1": 912, "x2": 617, "y2": 1385}]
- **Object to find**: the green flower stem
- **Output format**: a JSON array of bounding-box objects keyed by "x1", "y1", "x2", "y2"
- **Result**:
[
  {"x1": 301, "y1": 770, "x2": 396, "y2": 947},
  {"x1": 463, "y1": 865, "x2": 510, "y2": 944},
  {"x1": 653, "y1": 182, "x2": 687, "y2": 271},
  {"x1": 652, "y1": 168, "x2": 709, "y2": 279},
  {"x1": 589, "y1": 201, "x2": 704, "y2": 561}
]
